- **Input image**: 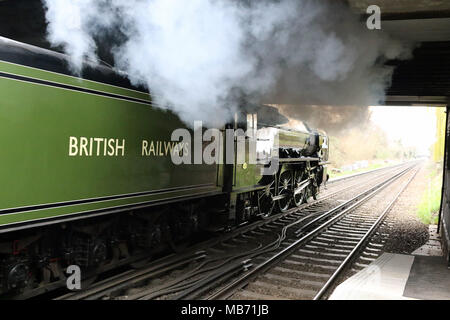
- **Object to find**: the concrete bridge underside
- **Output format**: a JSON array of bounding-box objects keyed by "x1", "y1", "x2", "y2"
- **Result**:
[{"x1": 349, "y1": 0, "x2": 450, "y2": 264}]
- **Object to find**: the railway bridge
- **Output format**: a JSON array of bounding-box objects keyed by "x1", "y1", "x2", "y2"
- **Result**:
[
  {"x1": 347, "y1": 0, "x2": 450, "y2": 263},
  {"x1": 0, "y1": 0, "x2": 449, "y2": 300}
]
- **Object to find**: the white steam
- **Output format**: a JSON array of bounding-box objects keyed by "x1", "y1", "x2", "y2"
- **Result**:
[
  {"x1": 43, "y1": 0, "x2": 99, "y2": 71},
  {"x1": 42, "y1": 0, "x2": 413, "y2": 126}
]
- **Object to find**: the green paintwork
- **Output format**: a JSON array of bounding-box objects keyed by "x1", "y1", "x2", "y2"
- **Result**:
[
  {"x1": 233, "y1": 139, "x2": 263, "y2": 190},
  {"x1": 0, "y1": 60, "x2": 150, "y2": 101},
  {"x1": 0, "y1": 63, "x2": 221, "y2": 227},
  {"x1": 277, "y1": 128, "x2": 309, "y2": 149},
  {"x1": 0, "y1": 186, "x2": 218, "y2": 226},
  {"x1": 234, "y1": 163, "x2": 261, "y2": 190}
]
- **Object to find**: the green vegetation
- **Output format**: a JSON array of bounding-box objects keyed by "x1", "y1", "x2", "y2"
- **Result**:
[
  {"x1": 328, "y1": 123, "x2": 416, "y2": 179},
  {"x1": 417, "y1": 163, "x2": 443, "y2": 225},
  {"x1": 329, "y1": 125, "x2": 416, "y2": 172}
]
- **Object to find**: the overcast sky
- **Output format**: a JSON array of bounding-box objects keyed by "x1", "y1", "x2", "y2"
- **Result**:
[{"x1": 370, "y1": 106, "x2": 441, "y2": 155}]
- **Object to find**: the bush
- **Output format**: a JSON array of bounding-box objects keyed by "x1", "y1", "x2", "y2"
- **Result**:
[{"x1": 417, "y1": 163, "x2": 443, "y2": 225}]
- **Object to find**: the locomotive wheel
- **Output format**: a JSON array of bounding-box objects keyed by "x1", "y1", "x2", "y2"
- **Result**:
[
  {"x1": 305, "y1": 183, "x2": 319, "y2": 203},
  {"x1": 277, "y1": 170, "x2": 293, "y2": 212},
  {"x1": 166, "y1": 222, "x2": 191, "y2": 253},
  {"x1": 257, "y1": 177, "x2": 276, "y2": 219},
  {"x1": 293, "y1": 171, "x2": 308, "y2": 207}
]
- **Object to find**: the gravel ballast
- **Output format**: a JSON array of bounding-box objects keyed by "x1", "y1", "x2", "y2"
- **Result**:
[{"x1": 377, "y1": 164, "x2": 431, "y2": 254}]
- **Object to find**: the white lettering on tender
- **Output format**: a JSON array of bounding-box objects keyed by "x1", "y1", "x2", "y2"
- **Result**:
[{"x1": 69, "y1": 136, "x2": 126, "y2": 157}]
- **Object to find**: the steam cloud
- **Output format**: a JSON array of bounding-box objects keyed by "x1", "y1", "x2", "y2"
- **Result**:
[{"x1": 42, "y1": 0, "x2": 413, "y2": 126}]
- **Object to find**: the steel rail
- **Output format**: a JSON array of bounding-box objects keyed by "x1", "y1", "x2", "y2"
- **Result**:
[
  {"x1": 313, "y1": 166, "x2": 420, "y2": 300},
  {"x1": 54, "y1": 162, "x2": 413, "y2": 300},
  {"x1": 206, "y1": 164, "x2": 416, "y2": 300},
  {"x1": 293, "y1": 164, "x2": 413, "y2": 235},
  {"x1": 113, "y1": 165, "x2": 411, "y2": 300},
  {"x1": 56, "y1": 251, "x2": 207, "y2": 300},
  {"x1": 53, "y1": 171, "x2": 375, "y2": 300},
  {"x1": 327, "y1": 161, "x2": 413, "y2": 184},
  {"x1": 135, "y1": 163, "x2": 416, "y2": 300},
  {"x1": 184, "y1": 165, "x2": 416, "y2": 300}
]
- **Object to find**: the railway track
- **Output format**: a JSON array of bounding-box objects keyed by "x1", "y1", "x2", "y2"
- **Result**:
[
  {"x1": 52, "y1": 162, "x2": 418, "y2": 300},
  {"x1": 208, "y1": 163, "x2": 420, "y2": 300}
]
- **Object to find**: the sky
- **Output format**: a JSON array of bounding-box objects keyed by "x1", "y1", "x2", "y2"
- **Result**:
[{"x1": 370, "y1": 106, "x2": 440, "y2": 155}]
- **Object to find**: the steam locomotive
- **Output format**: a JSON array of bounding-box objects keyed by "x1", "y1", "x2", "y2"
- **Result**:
[{"x1": 0, "y1": 36, "x2": 328, "y2": 297}]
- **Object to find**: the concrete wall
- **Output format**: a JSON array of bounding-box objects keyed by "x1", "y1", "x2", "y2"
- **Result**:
[
  {"x1": 440, "y1": 105, "x2": 450, "y2": 265},
  {"x1": 348, "y1": 0, "x2": 450, "y2": 14}
]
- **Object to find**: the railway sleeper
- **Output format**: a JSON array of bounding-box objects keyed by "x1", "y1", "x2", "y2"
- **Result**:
[
  {"x1": 304, "y1": 244, "x2": 352, "y2": 254},
  {"x1": 325, "y1": 229, "x2": 368, "y2": 237},
  {"x1": 309, "y1": 240, "x2": 355, "y2": 250},
  {"x1": 338, "y1": 222, "x2": 375, "y2": 229},
  {"x1": 358, "y1": 256, "x2": 377, "y2": 262},
  {"x1": 318, "y1": 233, "x2": 362, "y2": 241},
  {"x1": 362, "y1": 251, "x2": 380, "y2": 257},
  {"x1": 297, "y1": 248, "x2": 348, "y2": 259},
  {"x1": 247, "y1": 280, "x2": 317, "y2": 300},
  {"x1": 261, "y1": 273, "x2": 324, "y2": 290},
  {"x1": 282, "y1": 259, "x2": 336, "y2": 272},
  {"x1": 364, "y1": 246, "x2": 383, "y2": 252},
  {"x1": 290, "y1": 254, "x2": 343, "y2": 266},
  {"x1": 314, "y1": 237, "x2": 359, "y2": 246},
  {"x1": 273, "y1": 266, "x2": 332, "y2": 280},
  {"x1": 368, "y1": 242, "x2": 385, "y2": 247},
  {"x1": 330, "y1": 225, "x2": 370, "y2": 233},
  {"x1": 341, "y1": 214, "x2": 373, "y2": 221},
  {"x1": 233, "y1": 290, "x2": 288, "y2": 300},
  {"x1": 354, "y1": 262, "x2": 371, "y2": 269},
  {"x1": 341, "y1": 216, "x2": 377, "y2": 222}
]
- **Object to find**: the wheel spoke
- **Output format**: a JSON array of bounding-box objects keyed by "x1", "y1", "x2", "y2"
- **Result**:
[
  {"x1": 293, "y1": 170, "x2": 307, "y2": 207},
  {"x1": 277, "y1": 171, "x2": 293, "y2": 212},
  {"x1": 257, "y1": 176, "x2": 276, "y2": 219}
]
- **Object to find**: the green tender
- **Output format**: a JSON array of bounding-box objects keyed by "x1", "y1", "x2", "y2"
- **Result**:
[{"x1": 0, "y1": 62, "x2": 221, "y2": 228}]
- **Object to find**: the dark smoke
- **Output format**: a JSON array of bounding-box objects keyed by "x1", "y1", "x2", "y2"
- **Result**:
[{"x1": 276, "y1": 104, "x2": 372, "y2": 135}]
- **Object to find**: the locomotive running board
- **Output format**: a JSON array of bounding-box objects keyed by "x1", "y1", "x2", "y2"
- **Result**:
[{"x1": 278, "y1": 157, "x2": 320, "y2": 163}]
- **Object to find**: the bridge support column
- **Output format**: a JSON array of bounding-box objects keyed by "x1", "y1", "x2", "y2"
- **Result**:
[{"x1": 439, "y1": 100, "x2": 450, "y2": 265}]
